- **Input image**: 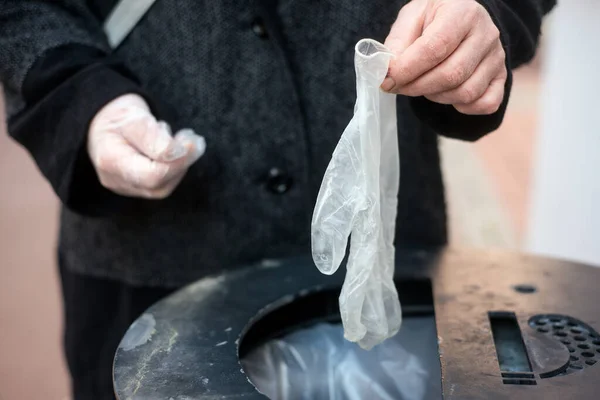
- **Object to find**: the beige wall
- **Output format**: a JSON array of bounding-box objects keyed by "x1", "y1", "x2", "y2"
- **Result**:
[{"x1": 0, "y1": 92, "x2": 69, "y2": 399}]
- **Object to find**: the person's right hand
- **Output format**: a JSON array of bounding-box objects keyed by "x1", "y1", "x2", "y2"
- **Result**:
[{"x1": 87, "y1": 94, "x2": 206, "y2": 199}]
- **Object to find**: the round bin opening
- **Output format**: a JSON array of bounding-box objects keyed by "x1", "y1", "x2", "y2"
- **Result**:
[{"x1": 239, "y1": 279, "x2": 443, "y2": 400}]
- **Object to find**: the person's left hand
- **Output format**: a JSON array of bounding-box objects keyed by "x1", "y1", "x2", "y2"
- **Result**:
[{"x1": 382, "y1": 0, "x2": 507, "y2": 115}]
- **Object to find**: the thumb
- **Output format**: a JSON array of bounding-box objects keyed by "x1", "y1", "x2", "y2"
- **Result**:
[
  {"x1": 382, "y1": 0, "x2": 428, "y2": 89},
  {"x1": 126, "y1": 118, "x2": 189, "y2": 163}
]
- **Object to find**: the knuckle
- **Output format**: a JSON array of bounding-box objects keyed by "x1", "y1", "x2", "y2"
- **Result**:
[
  {"x1": 146, "y1": 174, "x2": 168, "y2": 190},
  {"x1": 94, "y1": 153, "x2": 112, "y2": 172},
  {"x1": 144, "y1": 178, "x2": 161, "y2": 191},
  {"x1": 98, "y1": 175, "x2": 112, "y2": 189},
  {"x1": 477, "y1": 96, "x2": 502, "y2": 114},
  {"x1": 490, "y1": 25, "x2": 501, "y2": 40},
  {"x1": 443, "y1": 66, "x2": 467, "y2": 88},
  {"x1": 486, "y1": 27, "x2": 501, "y2": 50},
  {"x1": 496, "y1": 48, "x2": 507, "y2": 66},
  {"x1": 152, "y1": 187, "x2": 175, "y2": 199},
  {"x1": 464, "y1": 4, "x2": 482, "y2": 22},
  {"x1": 142, "y1": 165, "x2": 171, "y2": 190},
  {"x1": 424, "y1": 33, "x2": 451, "y2": 63},
  {"x1": 458, "y1": 85, "x2": 479, "y2": 104},
  {"x1": 138, "y1": 190, "x2": 159, "y2": 200},
  {"x1": 472, "y1": 2, "x2": 489, "y2": 19}
]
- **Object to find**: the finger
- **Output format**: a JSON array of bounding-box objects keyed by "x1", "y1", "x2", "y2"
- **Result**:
[
  {"x1": 382, "y1": 0, "x2": 427, "y2": 91},
  {"x1": 453, "y1": 72, "x2": 507, "y2": 115},
  {"x1": 137, "y1": 170, "x2": 187, "y2": 199},
  {"x1": 398, "y1": 29, "x2": 499, "y2": 97},
  {"x1": 385, "y1": 6, "x2": 473, "y2": 91},
  {"x1": 384, "y1": 0, "x2": 427, "y2": 57},
  {"x1": 91, "y1": 94, "x2": 187, "y2": 162},
  {"x1": 91, "y1": 129, "x2": 168, "y2": 186},
  {"x1": 100, "y1": 170, "x2": 185, "y2": 199},
  {"x1": 110, "y1": 140, "x2": 190, "y2": 191},
  {"x1": 173, "y1": 129, "x2": 207, "y2": 167},
  {"x1": 99, "y1": 178, "x2": 148, "y2": 198},
  {"x1": 424, "y1": 42, "x2": 505, "y2": 104},
  {"x1": 101, "y1": 151, "x2": 189, "y2": 198},
  {"x1": 137, "y1": 131, "x2": 203, "y2": 198},
  {"x1": 120, "y1": 116, "x2": 188, "y2": 163}
]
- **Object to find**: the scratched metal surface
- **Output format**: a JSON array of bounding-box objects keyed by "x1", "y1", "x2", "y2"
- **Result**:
[{"x1": 113, "y1": 248, "x2": 600, "y2": 399}]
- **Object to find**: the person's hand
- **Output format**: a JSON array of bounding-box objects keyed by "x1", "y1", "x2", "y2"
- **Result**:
[
  {"x1": 87, "y1": 94, "x2": 206, "y2": 199},
  {"x1": 382, "y1": 0, "x2": 507, "y2": 115}
]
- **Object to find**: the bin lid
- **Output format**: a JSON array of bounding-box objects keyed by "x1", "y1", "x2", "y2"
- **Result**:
[{"x1": 113, "y1": 248, "x2": 600, "y2": 399}]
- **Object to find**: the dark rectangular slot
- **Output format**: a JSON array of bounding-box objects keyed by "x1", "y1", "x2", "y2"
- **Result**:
[
  {"x1": 502, "y1": 379, "x2": 537, "y2": 385},
  {"x1": 501, "y1": 372, "x2": 534, "y2": 379},
  {"x1": 489, "y1": 311, "x2": 534, "y2": 374}
]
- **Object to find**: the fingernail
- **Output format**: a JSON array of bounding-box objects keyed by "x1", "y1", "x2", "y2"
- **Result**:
[
  {"x1": 381, "y1": 77, "x2": 396, "y2": 92},
  {"x1": 163, "y1": 143, "x2": 187, "y2": 161},
  {"x1": 195, "y1": 136, "x2": 206, "y2": 158}
]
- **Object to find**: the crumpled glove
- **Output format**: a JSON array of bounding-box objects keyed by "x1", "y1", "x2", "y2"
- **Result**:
[{"x1": 87, "y1": 93, "x2": 206, "y2": 198}]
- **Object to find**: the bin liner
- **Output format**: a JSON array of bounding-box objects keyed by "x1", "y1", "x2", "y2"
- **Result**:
[{"x1": 242, "y1": 318, "x2": 442, "y2": 400}]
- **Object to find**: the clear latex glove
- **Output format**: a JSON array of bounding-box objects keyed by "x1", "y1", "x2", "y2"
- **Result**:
[
  {"x1": 87, "y1": 94, "x2": 206, "y2": 199},
  {"x1": 311, "y1": 39, "x2": 402, "y2": 350}
]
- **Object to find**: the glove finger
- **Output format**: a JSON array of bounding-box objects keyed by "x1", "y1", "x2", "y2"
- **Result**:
[
  {"x1": 90, "y1": 94, "x2": 187, "y2": 162},
  {"x1": 311, "y1": 120, "x2": 361, "y2": 275},
  {"x1": 99, "y1": 154, "x2": 188, "y2": 199},
  {"x1": 111, "y1": 141, "x2": 189, "y2": 191},
  {"x1": 118, "y1": 116, "x2": 187, "y2": 162},
  {"x1": 138, "y1": 170, "x2": 187, "y2": 199},
  {"x1": 174, "y1": 129, "x2": 207, "y2": 167}
]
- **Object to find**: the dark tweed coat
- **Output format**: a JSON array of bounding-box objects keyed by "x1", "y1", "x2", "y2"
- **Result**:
[{"x1": 0, "y1": 0, "x2": 555, "y2": 286}]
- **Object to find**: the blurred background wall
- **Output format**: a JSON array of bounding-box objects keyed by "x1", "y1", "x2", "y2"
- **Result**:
[
  {"x1": 526, "y1": 3, "x2": 600, "y2": 266},
  {"x1": 1, "y1": 3, "x2": 591, "y2": 399},
  {"x1": 0, "y1": 95, "x2": 68, "y2": 399}
]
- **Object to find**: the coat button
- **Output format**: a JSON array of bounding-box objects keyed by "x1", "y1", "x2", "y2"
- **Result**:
[
  {"x1": 266, "y1": 168, "x2": 292, "y2": 194},
  {"x1": 251, "y1": 18, "x2": 268, "y2": 38}
]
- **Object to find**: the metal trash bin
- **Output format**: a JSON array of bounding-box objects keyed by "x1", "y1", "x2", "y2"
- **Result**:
[{"x1": 113, "y1": 248, "x2": 600, "y2": 399}]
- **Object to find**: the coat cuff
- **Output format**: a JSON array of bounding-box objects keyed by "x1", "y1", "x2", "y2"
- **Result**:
[
  {"x1": 408, "y1": 0, "x2": 514, "y2": 142},
  {"x1": 8, "y1": 47, "x2": 159, "y2": 216}
]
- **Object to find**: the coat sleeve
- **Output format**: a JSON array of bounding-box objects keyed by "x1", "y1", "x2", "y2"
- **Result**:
[
  {"x1": 409, "y1": 0, "x2": 558, "y2": 141},
  {"x1": 0, "y1": 1, "x2": 157, "y2": 216}
]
